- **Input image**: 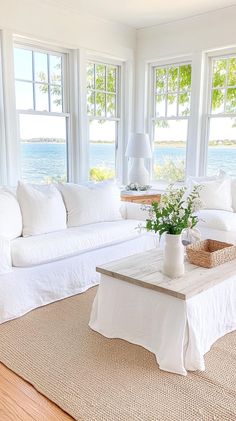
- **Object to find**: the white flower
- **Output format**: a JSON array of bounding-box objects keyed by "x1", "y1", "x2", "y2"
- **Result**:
[
  {"x1": 178, "y1": 209, "x2": 185, "y2": 218},
  {"x1": 149, "y1": 211, "x2": 155, "y2": 220},
  {"x1": 192, "y1": 198, "x2": 203, "y2": 212},
  {"x1": 158, "y1": 201, "x2": 165, "y2": 210}
]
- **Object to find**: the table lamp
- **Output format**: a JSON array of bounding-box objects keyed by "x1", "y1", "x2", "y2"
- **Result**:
[{"x1": 125, "y1": 133, "x2": 152, "y2": 184}]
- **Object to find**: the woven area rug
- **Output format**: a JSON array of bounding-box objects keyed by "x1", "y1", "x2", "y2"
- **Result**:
[{"x1": 0, "y1": 287, "x2": 235, "y2": 421}]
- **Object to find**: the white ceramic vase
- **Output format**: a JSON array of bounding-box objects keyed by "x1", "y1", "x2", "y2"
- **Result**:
[{"x1": 162, "y1": 233, "x2": 185, "y2": 278}]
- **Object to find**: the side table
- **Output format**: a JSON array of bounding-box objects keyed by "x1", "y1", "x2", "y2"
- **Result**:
[{"x1": 121, "y1": 191, "x2": 161, "y2": 205}]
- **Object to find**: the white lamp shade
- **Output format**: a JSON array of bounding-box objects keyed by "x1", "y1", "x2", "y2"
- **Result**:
[{"x1": 125, "y1": 133, "x2": 152, "y2": 158}]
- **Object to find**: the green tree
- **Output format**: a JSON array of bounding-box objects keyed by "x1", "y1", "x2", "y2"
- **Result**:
[
  {"x1": 39, "y1": 60, "x2": 62, "y2": 110},
  {"x1": 155, "y1": 60, "x2": 236, "y2": 129},
  {"x1": 212, "y1": 58, "x2": 236, "y2": 113},
  {"x1": 87, "y1": 63, "x2": 117, "y2": 118},
  {"x1": 155, "y1": 64, "x2": 191, "y2": 120}
]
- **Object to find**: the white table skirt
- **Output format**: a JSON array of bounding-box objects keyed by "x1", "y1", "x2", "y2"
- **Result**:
[{"x1": 89, "y1": 274, "x2": 236, "y2": 375}]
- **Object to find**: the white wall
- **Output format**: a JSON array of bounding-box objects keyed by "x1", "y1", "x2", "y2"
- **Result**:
[
  {"x1": 137, "y1": 6, "x2": 236, "y2": 60},
  {"x1": 0, "y1": 0, "x2": 136, "y2": 58}
]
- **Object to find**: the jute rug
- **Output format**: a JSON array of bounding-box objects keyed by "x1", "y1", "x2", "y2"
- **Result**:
[{"x1": 0, "y1": 288, "x2": 235, "y2": 421}]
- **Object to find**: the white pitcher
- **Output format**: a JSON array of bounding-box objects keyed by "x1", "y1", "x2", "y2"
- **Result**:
[{"x1": 162, "y1": 233, "x2": 185, "y2": 278}]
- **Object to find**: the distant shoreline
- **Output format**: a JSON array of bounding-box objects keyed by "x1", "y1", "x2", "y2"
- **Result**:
[{"x1": 21, "y1": 140, "x2": 236, "y2": 148}]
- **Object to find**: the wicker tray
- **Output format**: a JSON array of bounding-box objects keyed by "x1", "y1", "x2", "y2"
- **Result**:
[{"x1": 186, "y1": 239, "x2": 236, "y2": 268}]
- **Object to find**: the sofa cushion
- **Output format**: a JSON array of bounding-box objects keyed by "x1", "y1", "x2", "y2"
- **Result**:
[
  {"x1": 17, "y1": 182, "x2": 67, "y2": 237},
  {"x1": 0, "y1": 189, "x2": 22, "y2": 239},
  {"x1": 11, "y1": 219, "x2": 141, "y2": 267},
  {"x1": 197, "y1": 209, "x2": 236, "y2": 232},
  {"x1": 57, "y1": 182, "x2": 122, "y2": 227},
  {"x1": 191, "y1": 177, "x2": 233, "y2": 212}
]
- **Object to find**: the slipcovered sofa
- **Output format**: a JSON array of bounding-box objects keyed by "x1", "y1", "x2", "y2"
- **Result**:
[
  {"x1": 1, "y1": 175, "x2": 236, "y2": 325},
  {"x1": 0, "y1": 182, "x2": 157, "y2": 324}
]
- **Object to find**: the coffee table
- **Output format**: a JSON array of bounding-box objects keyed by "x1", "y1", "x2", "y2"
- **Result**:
[{"x1": 89, "y1": 248, "x2": 236, "y2": 375}]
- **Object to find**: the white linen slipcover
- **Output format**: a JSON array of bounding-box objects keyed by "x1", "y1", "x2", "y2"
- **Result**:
[
  {"x1": 0, "y1": 236, "x2": 12, "y2": 274},
  {"x1": 0, "y1": 233, "x2": 156, "y2": 324},
  {"x1": 11, "y1": 220, "x2": 143, "y2": 267},
  {"x1": 89, "y1": 273, "x2": 236, "y2": 375}
]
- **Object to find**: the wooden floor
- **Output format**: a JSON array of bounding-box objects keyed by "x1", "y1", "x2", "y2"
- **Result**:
[{"x1": 0, "y1": 363, "x2": 74, "y2": 420}]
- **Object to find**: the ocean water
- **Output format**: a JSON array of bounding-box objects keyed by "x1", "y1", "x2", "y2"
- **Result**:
[{"x1": 20, "y1": 142, "x2": 236, "y2": 182}]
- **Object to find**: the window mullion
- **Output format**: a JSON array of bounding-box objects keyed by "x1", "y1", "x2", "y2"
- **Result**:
[
  {"x1": 177, "y1": 66, "x2": 180, "y2": 117},
  {"x1": 153, "y1": 70, "x2": 156, "y2": 119},
  {"x1": 47, "y1": 54, "x2": 51, "y2": 112},
  {"x1": 223, "y1": 58, "x2": 229, "y2": 113},
  {"x1": 105, "y1": 65, "x2": 107, "y2": 118},
  {"x1": 165, "y1": 68, "x2": 168, "y2": 118},
  {"x1": 32, "y1": 51, "x2": 36, "y2": 110}
]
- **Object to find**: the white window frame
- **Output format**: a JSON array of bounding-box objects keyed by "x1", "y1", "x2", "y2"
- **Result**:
[
  {"x1": 0, "y1": 31, "x2": 7, "y2": 184},
  {"x1": 149, "y1": 57, "x2": 193, "y2": 184},
  {"x1": 202, "y1": 48, "x2": 236, "y2": 175},
  {"x1": 14, "y1": 39, "x2": 71, "y2": 182},
  {"x1": 86, "y1": 55, "x2": 123, "y2": 181}
]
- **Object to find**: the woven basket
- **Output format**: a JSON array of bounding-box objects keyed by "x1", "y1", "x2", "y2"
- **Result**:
[{"x1": 186, "y1": 239, "x2": 236, "y2": 268}]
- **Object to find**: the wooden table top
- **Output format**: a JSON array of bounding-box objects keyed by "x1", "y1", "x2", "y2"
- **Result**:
[{"x1": 96, "y1": 248, "x2": 236, "y2": 300}]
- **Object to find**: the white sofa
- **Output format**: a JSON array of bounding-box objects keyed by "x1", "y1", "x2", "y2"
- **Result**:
[
  {"x1": 0, "y1": 182, "x2": 157, "y2": 324},
  {"x1": 1, "y1": 176, "x2": 236, "y2": 325}
]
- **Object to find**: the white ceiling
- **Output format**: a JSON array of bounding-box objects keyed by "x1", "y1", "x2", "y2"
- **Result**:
[{"x1": 45, "y1": 0, "x2": 236, "y2": 28}]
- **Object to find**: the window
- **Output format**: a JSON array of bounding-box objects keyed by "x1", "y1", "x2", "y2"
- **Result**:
[
  {"x1": 14, "y1": 46, "x2": 69, "y2": 183},
  {"x1": 206, "y1": 55, "x2": 236, "y2": 177},
  {"x1": 152, "y1": 63, "x2": 192, "y2": 183},
  {"x1": 87, "y1": 62, "x2": 120, "y2": 181}
]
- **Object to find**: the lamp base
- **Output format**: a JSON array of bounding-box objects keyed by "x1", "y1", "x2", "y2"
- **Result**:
[{"x1": 128, "y1": 158, "x2": 150, "y2": 185}]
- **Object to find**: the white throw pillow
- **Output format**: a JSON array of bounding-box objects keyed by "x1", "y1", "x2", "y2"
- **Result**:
[
  {"x1": 191, "y1": 177, "x2": 233, "y2": 212},
  {"x1": 58, "y1": 182, "x2": 122, "y2": 227},
  {"x1": 0, "y1": 189, "x2": 22, "y2": 239},
  {"x1": 17, "y1": 183, "x2": 67, "y2": 237},
  {"x1": 187, "y1": 170, "x2": 226, "y2": 187},
  {"x1": 0, "y1": 236, "x2": 12, "y2": 274}
]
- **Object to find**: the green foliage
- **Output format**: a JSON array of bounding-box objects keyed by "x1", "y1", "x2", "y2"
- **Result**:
[
  {"x1": 179, "y1": 64, "x2": 191, "y2": 90},
  {"x1": 155, "y1": 60, "x2": 236, "y2": 118},
  {"x1": 89, "y1": 166, "x2": 115, "y2": 181},
  {"x1": 155, "y1": 120, "x2": 169, "y2": 128},
  {"x1": 145, "y1": 185, "x2": 201, "y2": 236},
  {"x1": 38, "y1": 60, "x2": 62, "y2": 109},
  {"x1": 87, "y1": 63, "x2": 117, "y2": 118},
  {"x1": 155, "y1": 64, "x2": 191, "y2": 117},
  {"x1": 211, "y1": 58, "x2": 236, "y2": 113},
  {"x1": 154, "y1": 158, "x2": 185, "y2": 183}
]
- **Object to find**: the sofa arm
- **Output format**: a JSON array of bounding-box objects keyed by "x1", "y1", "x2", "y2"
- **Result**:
[
  {"x1": 122, "y1": 202, "x2": 150, "y2": 221},
  {"x1": 0, "y1": 236, "x2": 12, "y2": 275}
]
